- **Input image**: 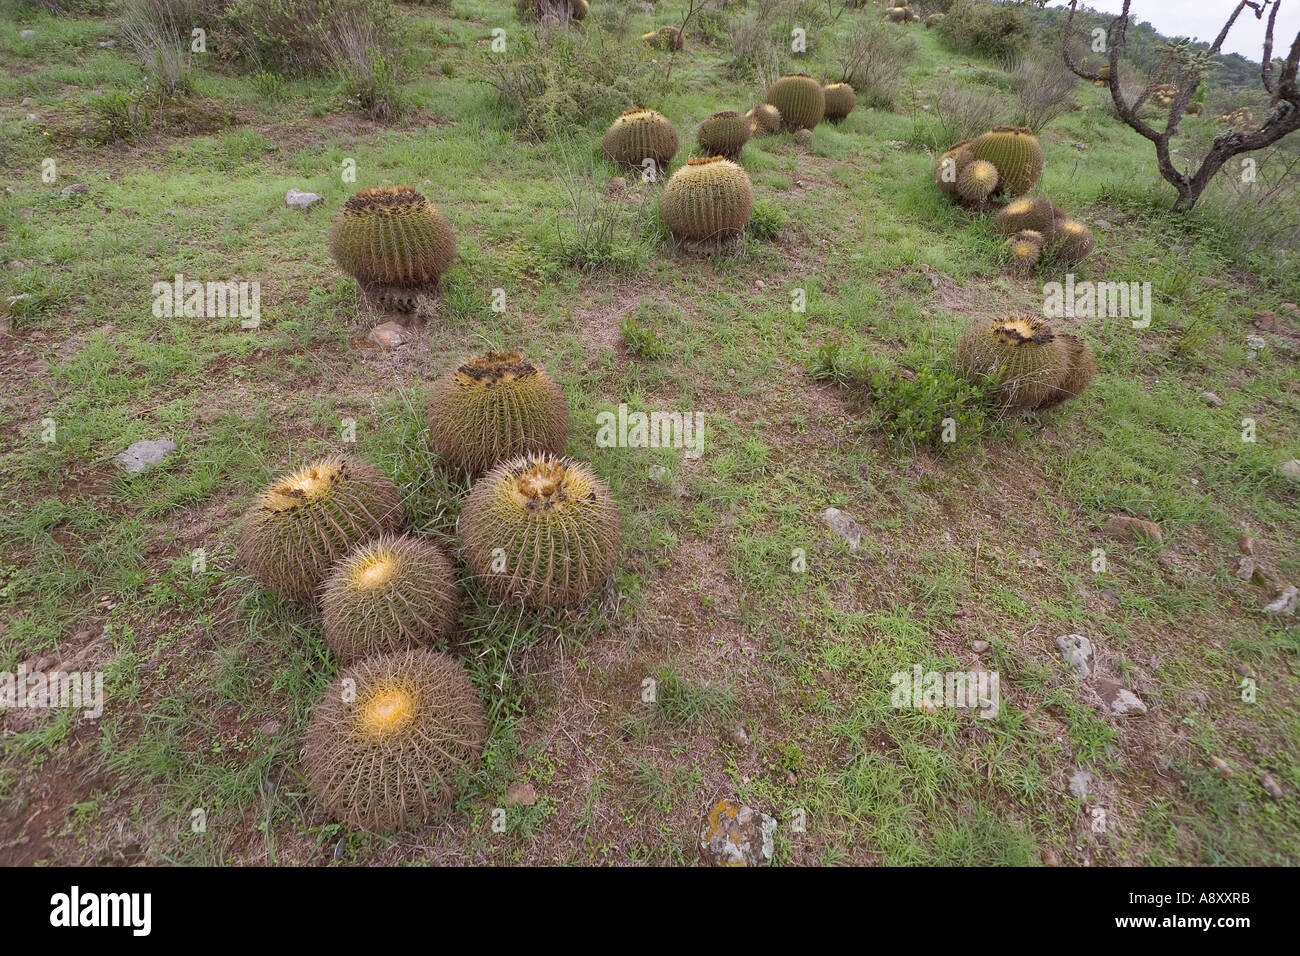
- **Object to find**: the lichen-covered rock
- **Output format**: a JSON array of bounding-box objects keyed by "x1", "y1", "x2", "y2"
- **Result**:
[{"x1": 699, "y1": 799, "x2": 775, "y2": 867}]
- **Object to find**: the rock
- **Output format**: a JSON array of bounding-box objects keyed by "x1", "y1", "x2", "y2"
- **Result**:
[
  {"x1": 1200, "y1": 276, "x2": 1221, "y2": 288},
  {"x1": 1238, "y1": 534, "x2": 1254, "y2": 555},
  {"x1": 1263, "y1": 586, "x2": 1297, "y2": 615},
  {"x1": 822, "y1": 507, "x2": 862, "y2": 551},
  {"x1": 753, "y1": 279, "x2": 765, "y2": 290},
  {"x1": 198, "y1": 404, "x2": 223, "y2": 424},
  {"x1": 699, "y1": 800, "x2": 775, "y2": 867},
  {"x1": 605, "y1": 176, "x2": 627, "y2": 198},
  {"x1": 1100, "y1": 589, "x2": 1121, "y2": 608},
  {"x1": 1278, "y1": 459, "x2": 1300, "y2": 482},
  {"x1": 1042, "y1": 847, "x2": 1060, "y2": 866},
  {"x1": 1235, "y1": 556, "x2": 1257, "y2": 581},
  {"x1": 1096, "y1": 678, "x2": 1147, "y2": 715},
  {"x1": 1102, "y1": 515, "x2": 1162, "y2": 545},
  {"x1": 1280, "y1": 302, "x2": 1297, "y2": 314},
  {"x1": 26, "y1": 113, "x2": 39, "y2": 122},
  {"x1": 285, "y1": 188, "x2": 323, "y2": 209},
  {"x1": 1252, "y1": 309, "x2": 1277, "y2": 330},
  {"x1": 114, "y1": 439, "x2": 179, "y2": 475},
  {"x1": 1245, "y1": 333, "x2": 1267, "y2": 351},
  {"x1": 1210, "y1": 756, "x2": 1233, "y2": 777},
  {"x1": 98, "y1": 40, "x2": 118, "y2": 48},
  {"x1": 258, "y1": 720, "x2": 282, "y2": 737},
  {"x1": 1200, "y1": 391, "x2": 1223, "y2": 407},
  {"x1": 794, "y1": 128, "x2": 813, "y2": 145},
  {"x1": 727, "y1": 721, "x2": 749, "y2": 746},
  {"x1": 1056, "y1": 634, "x2": 1094, "y2": 679},
  {"x1": 972, "y1": 640, "x2": 989, "y2": 654},
  {"x1": 504, "y1": 782, "x2": 537, "y2": 807},
  {"x1": 366, "y1": 321, "x2": 411, "y2": 349},
  {"x1": 60, "y1": 183, "x2": 88, "y2": 198},
  {"x1": 1261, "y1": 774, "x2": 1283, "y2": 800},
  {"x1": 20, "y1": 29, "x2": 36, "y2": 38},
  {"x1": 1068, "y1": 770, "x2": 1093, "y2": 798},
  {"x1": 1093, "y1": 218, "x2": 1114, "y2": 231},
  {"x1": 647, "y1": 464, "x2": 670, "y2": 484}
]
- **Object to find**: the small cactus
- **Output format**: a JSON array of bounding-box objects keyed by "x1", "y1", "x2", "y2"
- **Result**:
[
  {"x1": 994, "y1": 197, "x2": 1066, "y2": 240},
  {"x1": 1039, "y1": 333, "x2": 1097, "y2": 409},
  {"x1": 925, "y1": 12, "x2": 944, "y2": 28},
  {"x1": 746, "y1": 103, "x2": 781, "y2": 135},
  {"x1": 1005, "y1": 231, "x2": 1043, "y2": 276},
  {"x1": 1052, "y1": 218, "x2": 1095, "y2": 264},
  {"x1": 303, "y1": 649, "x2": 486, "y2": 831},
  {"x1": 957, "y1": 159, "x2": 999, "y2": 204},
  {"x1": 934, "y1": 139, "x2": 975, "y2": 195},
  {"x1": 602, "y1": 108, "x2": 679, "y2": 173},
  {"x1": 969, "y1": 126, "x2": 1045, "y2": 196},
  {"x1": 642, "y1": 26, "x2": 683, "y2": 50},
  {"x1": 427, "y1": 350, "x2": 570, "y2": 476},
  {"x1": 885, "y1": 6, "x2": 915, "y2": 23},
  {"x1": 697, "y1": 110, "x2": 751, "y2": 160},
  {"x1": 822, "y1": 83, "x2": 857, "y2": 123},
  {"x1": 660, "y1": 156, "x2": 754, "y2": 246},
  {"x1": 765, "y1": 73, "x2": 825, "y2": 130},
  {"x1": 238, "y1": 457, "x2": 405, "y2": 602},
  {"x1": 329, "y1": 187, "x2": 456, "y2": 303}
]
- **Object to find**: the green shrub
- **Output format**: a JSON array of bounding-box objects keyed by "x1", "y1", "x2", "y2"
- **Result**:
[
  {"x1": 747, "y1": 198, "x2": 787, "y2": 241},
  {"x1": 221, "y1": 0, "x2": 400, "y2": 76},
  {"x1": 87, "y1": 91, "x2": 153, "y2": 143},
  {"x1": 118, "y1": 0, "x2": 198, "y2": 96},
  {"x1": 866, "y1": 357, "x2": 997, "y2": 452},
  {"x1": 251, "y1": 69, "x2": 287, "y2": 100},
  {"x1": 620, "y1": 307, "x2": 670, "y2": 359},
  {"x1": 937, "y1": 0, "x2": 1031, "y2": 63}
]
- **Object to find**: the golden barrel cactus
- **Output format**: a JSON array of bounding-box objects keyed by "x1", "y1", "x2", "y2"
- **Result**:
[
  {"x1": 746, "y1": 103, "x2": 782, "y2": 135},
  {"x1": 602, "y1": 109, "x2": 679, "y2": 173},
  {"x1": 969, "y1": 126, "x2": 1045, "y2": 196},
  {"x1": 822, "y1": 83, "x2": 857, "y2": 122},
  {"x1": 660, "y1": 156, "x2": 754, "y2": 243},
  {"x1": 957, "y1": 159, "x2": 999, "y2": 204},
  {"x1": 765, "y1": 73, "x2": 825, "y2": 130},
  {"x1": 1052, "y1": 219, "x2": 1095, "y2": 264},
  {"x1": 329, "y1": 187, "x2": 456, "y2": 292},
  {"x1": 956, "y1": 317, "x2": 1094, "y2": 411},
  {"x1": 993, "y1": 197, "x2": 1066, "y2": 240},
  {"x1": 697, "y1": 110, "x2": 751, "y2": 160}
]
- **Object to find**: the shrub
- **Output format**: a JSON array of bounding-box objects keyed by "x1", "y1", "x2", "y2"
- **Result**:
[
  {"x1": 118, "y1": 0, "x2": 199, "y2": 96},
  {"x1": 747, "y1": 198, "x2": 786, "y2": 241},
  {"x1": 867, "y1": 358, "x2": 995, "y2": 452},
  {"x1": 220, "y1": 0, "x2": 400, "y2": 76},
  {"x1": 87, "y1": 91, "x2": 154, "y2": 143},
  {"x1": 912, "y1": 84, "x2": 1009, "y2": 152},
  {"x1": 621, "y1": 308, "x2": 670, "y2": 360},
  {"x1": 549, "y1": 144, "x2": 651, "y2": 273},
  {"x1": 251, "y1": 69, "x2": 287, "y2": 100},
  {"x1": 839, "y1": 16, "x2": 917, "y2": 108},
  {"x1": 1012, "y1": 55, "x2": 1078, "y2": 133},
  {"x1": 936, "y1": 0, "x2": 1031, "y2": 63}
]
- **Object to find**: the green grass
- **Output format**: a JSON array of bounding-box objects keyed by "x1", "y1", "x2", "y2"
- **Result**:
[{"x1": 0, "y1": 1, "x2": 1296, "y2": 867}]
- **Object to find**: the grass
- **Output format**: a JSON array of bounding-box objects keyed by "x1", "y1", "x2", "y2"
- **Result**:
[{"x1": 0, "y1": 1, "x2": 1296, "y2": 867}]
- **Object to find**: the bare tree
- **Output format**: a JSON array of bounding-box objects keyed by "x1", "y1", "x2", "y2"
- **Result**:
[{"x1": 1062, "y1": 0, "x2": 1300, "y2": 210}]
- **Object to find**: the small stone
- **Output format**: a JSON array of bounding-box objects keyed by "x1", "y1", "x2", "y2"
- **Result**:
[
  {"x1": 1245, "y1": 333, "x2": 1267, "y2": 350},
  {"x1": 1235, "y1": 556, "x2": 1257, "y2": 582},
  {"x1": 60, "y1": 183, "x2": 89, "y2": 198},
  {"x1": 1042, "y1": 847, "x2": 1060, "y2": 866},
  {"x1": 366, "y1": 321, "x2": 411, "y2": 349},
  {"x1": 20, "y1": 29, "x2": 36, "y2": 38},
  {"x1": 1103, "y1": 514, "x2": 1162, "y2": 545},
  {"x1": 972, "y1": 640, "x2": 989, "y2": 654},
  {"x1": 1068, "y1": 770, "x2": 1093, "y2": 798},
  {"x1": 258, "y1": 720, "x2": 282, "y2": 737},
  {"x1": 120, "y1": 206, "x2": 136, "y2": 216},
  {"x1": 26, "y1": 113, "x2": 39, "y2": 122},
  {"x1": 1200, "y1": 276, "x2": 1221, "y2": 288},
  {"x1": 505, "y1": 782, "x2": 537, "y2": 807},
  {"x1": 1096, "y1": 678, "x2": 1147, "y2": 716},
  {"x1": 1252, "y1": 309, "x2": 1277, "y2": 330},
  {"x1": 794, "y1": 128, "x2": 813, "y2": 145},
  {"x1": 1056, "y1": 633, "x2": 1094, "y2": 679},
  {"x1": 605, "y1": 176, "x2": 627, "y2": 198},
  {"x1": 285, "y1": 187, "x2": 323, "y2": 209},
  {"x1": 114, "y1": 438, "x2": 179, "y2": 475},
  {"x1": 753, "y1": 279, "x2": 765, "y2": 290},
  {"x1": 726, "y1": 368, "x2": 736, "y2": 377},
  {"x1": 647, "y1": 464, "x2": 670, "y2": 484},
  {"x1": 727, "y1": 722, "x2": 749, "y2": 746},
  {"x1": 1100, "y1": 589, "x2": 1121, "y2": 608},
  {"x1": 1261, "y1": 774, "x2": 1283, "y2": 799},
  {"x1": 198, "y1": 404, "x2": 223, "y2": 424},
  {"x1": 5, "y1": 260, "x2": 22, "y2": 271},
  {"x1": 1234, "y1": 663, "x2": 1252, "y2": 677},
  {"x1": 1200, "y1": 391, "x2": 1223, "y2": 407},
  {"x1": 1210, "y1": 756, "x2": 1233, "y2": 777},
  {"x1": 1278, "y1": 459, "x2": 1300, "y2": 482},
  {"x1": 98, "y1": 40, "x2": 117, "y2": 48},
  {"x1": 1263, "y1": 586, "x2": 1298, "y2": 615},
  {"x1": 1280, "y1": 302, "x2": 1297, "y2": 314},
  {"x1": 1092, "y1": 218, "x2": 1114, "y2": 231},
  {"x1": 822, "y1": 507, "x2": 862, "y2": 552},
  {"x1": 699, "y1": 800, "x2": 774, "y2": 867},
  {"x1": 165, "y1": 209, "x2": 178, "y2": 216}
]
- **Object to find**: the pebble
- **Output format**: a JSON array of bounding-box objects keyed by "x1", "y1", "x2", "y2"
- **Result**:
[
  {"x1": 1093, "y1": 218, "x2": 1114, "y2": 231},
  {"x1": 114, "y1": 438, "x2": 178, "y2": 474},
  {"x1": 366, "y1": 321, "x2": 411, "y2": 349},
  {"x1": 1210, "y1": 756, "x2": 1232, "y2": 776},
  {"x1": 285, "y1": 188, "x2": 323, "y2": 209},
  {"x1": 1263, "y1": 586, "x2": 1297, "y2": 615},
  {"x1": 1056, "y1": 634, "x2": 1094, "y2": 679},
  {"x1": 504, "y1": 782, "x2": 537, "y2": 807},
  {"x1": 1102, "y1": 514, "x2": 1162, "y2": 545},
  {"x1": 60, "y1": 183, "x2": 89, "y2": 198},
  {"x1": 1200, "y1": 391, "x2": 1223, "y2": 406},
  {"x1": 1261, "y1": 774, "x2": 1283, "y2": 799},
  {"x1": 972, "y1": 640, "x2": 989, "y2": 654},
  {"x1": 1278, "y1": 459, "x2": 1300, "y2": 482}
]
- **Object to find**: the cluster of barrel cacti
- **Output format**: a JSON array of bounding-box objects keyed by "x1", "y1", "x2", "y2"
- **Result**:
[
  {"x1": 956, "y1": 317, "x2": 1097, "y2": 411},
  {"x1": 885, "y1": 5, "x2": 920, "y2": 23},
  {"x1": 236, "y1": 348, "x2": 623, "y2": 832},
  {"x1": 935, "y1": 126, "x2": 1046, "y2": 203},
  {"x1": 994, "y1": 198, "x2": 1096, "y2": 272}
]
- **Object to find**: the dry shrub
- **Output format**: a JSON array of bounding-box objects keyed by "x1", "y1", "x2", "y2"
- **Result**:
[
  {"x1": 836, "y1": 14, "x2": 916, "y2": 110},
  {"x1": 1013, "y1": 55, "x2": 1078, "y2": 132}
]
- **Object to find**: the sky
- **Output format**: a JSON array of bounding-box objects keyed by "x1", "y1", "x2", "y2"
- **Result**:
[{"x1": 1046, "y1": 0, "x2": 1300, "y2": 60}]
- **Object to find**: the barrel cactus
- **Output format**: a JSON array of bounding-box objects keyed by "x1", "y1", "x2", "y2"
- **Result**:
[
  {"x1": 934, "y1": 139, "x2": 975, "y2": 196},
  {"x1": 993, "y1": 197, "x2": 1066, "y2": 239},
  {"x1": 304, "y1": 649, "x2": 486, "y2": 832},
  {"x1": 925, "y1": 12, "x2": 944, "y2": 27},
  {"x1": 746, "y1": 103, "x2": 781, "y2": 135},
  {"x1": 1038, "y1": 333, "x2": 1097, "y2": 409},
  {"x1": 956, "y1": 317, "x2": 1083, "y2": 410},
  {"x1": 642, "y1": 26, "x2": 683, "y2": 50},
  {"x1": 1052, "y1": 218, "x2": 1095, "y2": 265},
  {"x1": 427, "y1": 350, "x2": 570, "y2": 476},
  {"x1": 885, "y1": 6, "x2": 915, "y2": 23},
  {"x1": 1005, "y1": 231, "x2": 1044, "y2": 276},
  {"x1": 238, "y1": 456, "x2": 405, "y2": 602},
  {"x1": 329, "y1": 187, "x2": 456, "y2": 304},
  {"x1": 957, "y1": 159, "x2": 999, "y2": 204},
  {"x1": 697, "y1": 110, "x2": 751, "y2": 160},
  {"x1": 516, "y1": 0, "x2": 587, "y2": 21},
  {"x1": 969, "y1": 126, "x2": 1045, "y2": 196},
  {"x1": 660, "y1": 156, "x2": 754, "y2": 246},
  {"x1": 822, "y1": 83, "x2": 857, "y2": 122},
  {"x1": 603, "y1": 109, "x2": 679, "y2": 173},
  {"x1": 765, "y1": 73, "x2": 825, "y2": 130},
  {"x1": 320, "y1": 534, "x2": 460, "y2": 664},
  {"x1": 459, "y1": 454, "x2": 622, "y2": 608}
]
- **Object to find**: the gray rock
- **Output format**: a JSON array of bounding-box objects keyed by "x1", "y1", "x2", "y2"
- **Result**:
[
  {"x1": 1097, "y1": 678, "x2": 1147, "y2": 715},
  {"x1": 1068, "y1": 769, "x2": 1093, "y2": 798},
  {"x1": 258, "y1": 720, "x2": 282, "y2": 736},
  {"x1": 699, "y1": 800, "x2": 775, "y2": 867},
  {"x1": 1261, "y1": 774, "x2": 1283, "y2": 800},
  {"x1": 1056, "y1": 633, "x2": 1094, "y2": 679},
  {"x1": 60, "y1": 183, "x2": 88, "y2": 198},
  {"x1": 98, "y1": 40, "x2": 118, "y2": 48},
  {"x1": 1263, "y1": 586, "x2": 1298, "y2": 615},
  {"x1": 972, "y1": 640, "x2": 990, "y2": 654},
  {"x1": 727, "y1": 721, "x2": 749, "y2": 746},
  {"x1": 1245, "y1": 333, "x2": 1267, "y2": 351},
  {"x1": 822, "y1": 507, "x2": 862, "y2": 551},
  {"x1": 115, "y1": 439, "x2": 178, "y2": 474},
  {"x1": 1093, "y1": 218, "x2": 1114, "y2": 231},
  {"x1": 1279, "y1": 459, "x2": 1300, "y2": 482},
  {"x1": 1200, "y1": 391, "x2": 1223, "y2": 407},
  {"x1": 20, "y1": 29, "x2": 36, "y2": 38},
  {"x1": 285, "y1": 187, "x2": 323, "y2": 209},
  {"x1": 1235, "y1": 556, "x2": 1257, "y2": 581},
  {"x1": 366, "y1": 321, "x2": 411, "y2": 349}
]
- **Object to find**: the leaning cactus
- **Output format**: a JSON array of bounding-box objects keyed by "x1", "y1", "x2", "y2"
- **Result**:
[
  {"x1": 934, "y1": 139, "x2": 975, "y2": 196},
  {"x1": 746, "y1": 103, "x2": 782, "y2": 135},
  {"x1": 822, "y1": 83, "x2": 857, "y2": 122},
  {"x1": 993, "y1": 197, "x2": 1066, "y2": 240},
  {"x1": 1039, "y1": 333, "x2": 1097, "y2": 409},
  {"x1": 697, "y1": 110, "x2": 751, "y2": 160},
  {"x1": 765, "y1": 73, "x2": 825, "y2": 130},
  {"x1": 969, "y1": 126, "x2": 1045, "y2": 196},
  {"x1": 330, "y1": 187, "x2": 457, "y2": 306},
  {"x1": 1005, "y1": 230, "x2": 1044, "y2": 276},
  {"x1": 660, "y1": 156, "x2": 754, "y2": 245},
  {"x1": 956, "y1": 317, "x2": 1093, "y2": 411},
  {"x1": 602, "y1": 109, "x2": 679, "y2": 173},
  {"x1": 642, "y1": 26, "x2": 683, "y2": 50},
  {"x1": 957, "y1": 159, "x2": 999, "y2": 204}
]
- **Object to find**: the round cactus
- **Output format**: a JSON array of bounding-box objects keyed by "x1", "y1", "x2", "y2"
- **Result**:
[
  {"x1": 329, "y1": 187, "x2": 456, "y2": 293},
  {"x1": 1005, "y1": 232, "x2": 1043, "y2": 276},
  {"x1": 303, "y1": 649, "x2": 486, "y2": 832},
  {"x1": 885, "y1": 6, "x2": 914, "y2": 22},
  {"x1": 697, "y1": 110, "x2": 751, "y2": 160},
  {"x1": 1038, "y1": 333, "x2": 1097, "y2": 409},
  {"x1": 460, "y1": 453, "x2": 622, "y2": 608},
  {"x1": 660, "y1": 156, "x2": 754, "y2": 244},
  {"x1": 993, "y1": 197, "x2": 1066, "y2": 240},
  {"x1": 934, "y1": 139, "x2": 975, "y2": 195},
  {"x1": 641, "y1": 26, "x2": 683, "y2": 50},
  {"x1": 746, "y1": 103, "x2": 781, "y2": 135},
  {"x1": 571, "y1": 0, "x2": 588, "y2": 19},
  {"x1": 822, "y1": 83, "x2": 857, "y2": 122},
  {"x1": 602, "y1": 109, "x2": 679, "y2": 173},
  {"x1": 955, "y1": 317, "x2": 1074, "y2": 410},
  {"x1": 957, "y1": 159, "x2": 999, "y2": 204},
  {"x1": 925, "y1": 12, "x2": 944, "y2": 28},
  {"x1": 238, "y1": 457, "x2": 405, "y2": 603},
  {"x1": 765, "y1": 73, "x2": 825, "y2": 130},
  {"x1": 1053, "y1": 218, "x2": 1095, "y2": 264},
  {"x1": 969, "y1": 126, "x2": 1045, "y2": 196},
  {"x1": 516, "y1": 0, "x2": 587, "y2": 21},
  {"x1": 320, "y1": 534, "x2": 460, "y2": 664},
  {"x1": 427, "y1": 350, "x2": 570, "y2": 476}
]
